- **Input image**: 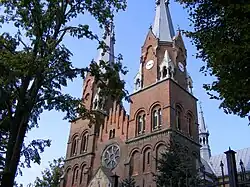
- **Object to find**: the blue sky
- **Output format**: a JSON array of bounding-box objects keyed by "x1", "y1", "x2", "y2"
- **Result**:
[{"x1": 12, "y1": 0, "x2": 250, "y2": 186}]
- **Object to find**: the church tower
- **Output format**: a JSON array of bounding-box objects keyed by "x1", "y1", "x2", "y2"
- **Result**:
[
  {"x1": 127, "y1": 0, "x2": 200, "y2": 186},
  {"x1": 61, "y1": 26, "x2": 118, "y2": 187},
  {"x1": 61, "y1": 1, "x2": 201, "y2": 187},
  {"x1": 199, "y1": 103, "x2": 211, "y2": 162}
]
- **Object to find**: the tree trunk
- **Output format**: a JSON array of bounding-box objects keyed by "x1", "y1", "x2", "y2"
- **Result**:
[{"x1": 1, "y1": 119, "x2": 28, "y2": 187}]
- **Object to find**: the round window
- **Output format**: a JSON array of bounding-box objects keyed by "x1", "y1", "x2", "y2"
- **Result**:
[{"x1": 102, "y1": 144, "x2": 120, "y2": 169}]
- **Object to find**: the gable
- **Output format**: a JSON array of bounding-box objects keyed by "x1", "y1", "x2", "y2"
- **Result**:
[{"x1": 88, "y1": 167, "x2": 113, "y2": 187}]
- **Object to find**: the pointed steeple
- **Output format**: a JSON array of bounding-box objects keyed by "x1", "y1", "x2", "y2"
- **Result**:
[
  {"x1": 92, "y1": 26, "x2": 116, "y2": 112},
  {"x1": 199, "y1": 102, "x2": 208, "y2": 133},
  {"x1": 152, "y1": 0, "x2": 175, "y2": 42},
  {"x1": 94, "y1": 24, "x2": 115, "y2": 65},
  {"x1": 198, "y1": 102, "x2": 211, "y2": 161}
]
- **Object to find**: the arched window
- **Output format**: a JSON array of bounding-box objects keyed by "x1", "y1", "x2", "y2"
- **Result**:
[
  {"x1": 137, "y1": 116, "x2": 142, "y2": 134},
  {"x1": 152, "y1": 106, "x2": 162, "y2": 130},
  {"x1": 143, "y1": 148, "x2": 151, "y2": 172},
  {"x1": 64, "y1": 168, "x2": 71, "y2": 187},
  {"x1": 142, "y1": 114, "x2": 146, "y2": 132},
  {"x1": 71, "y1": 136, "x2": 78, "y2": 156},
  {"x1": 187, "y1": 113, "x2": 192, "y2": 136},
  {"x1": 72, "y1": 166, "x2": 79, "y2": 185},
  {"x1": 152, "y1": 110, "x2": 158, "y2": 130},
  {"x1": 156, "y1": 145, "x2": 165, "y2": 170},
  {"x1": 81, "y1": 133, "x2": 88, "y2": 153},
  {"x1": 80, "y1": 165, "x2": 86, "y2": 184},
  {"x1": 158, "y1": 109, "x2": 162, "y2": 127},
  {"x1": 137, "y1": 112, "x2": 146, "y2": 135},
  {"x1": 130, "y1": 151, "x2": 140, "y2": 175},
  {"x1": 176, "y1": 106, "x2": 182, "y2": 130}
]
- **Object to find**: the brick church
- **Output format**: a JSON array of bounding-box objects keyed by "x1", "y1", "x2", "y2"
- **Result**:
[{"x1": 60, "y1": 0, "x2": 202, "y2": 186}]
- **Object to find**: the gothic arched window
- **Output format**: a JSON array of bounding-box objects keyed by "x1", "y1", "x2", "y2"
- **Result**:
[
  {"x1": 71, "y1": 136, "x2": 78, "y2": 156},
  {"x1": 176, "y1": 105, "x2": 182, "y2": 131},
  {"x1": 81, "y1": 133, "x2": 88, "y2": 153},
  {"x1": 187, "y1": 113, "x2": 192, "y2": 136}
]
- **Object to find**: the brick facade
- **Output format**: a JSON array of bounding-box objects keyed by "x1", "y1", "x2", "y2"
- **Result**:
[{"x1": 61, "y1": 13, "x2": 200, "y2": 187}]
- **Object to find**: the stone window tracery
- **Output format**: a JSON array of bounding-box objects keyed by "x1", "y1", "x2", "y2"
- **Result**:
[{"x1": 102, "y1": 144, "x2": 120, "y2": 169}]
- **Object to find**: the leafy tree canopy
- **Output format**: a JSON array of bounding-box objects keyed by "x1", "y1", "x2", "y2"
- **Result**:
[
  {"x1": 154, "y1": 140, "x2": 200, "y2": 187},
  {"x1": 176, "y1": 0, "x2": 250, "y2": 118},
  {"x1": 0, "y1": 0, "x2": 127, "y2": 186},
  {"x1": 28, "y1": 157, "x2": 64, "y2": 187}
]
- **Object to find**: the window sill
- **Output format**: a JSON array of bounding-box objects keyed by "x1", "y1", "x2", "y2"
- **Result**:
[{"x1": 152, "y1": 127, "x2": 161, "y2": 132}]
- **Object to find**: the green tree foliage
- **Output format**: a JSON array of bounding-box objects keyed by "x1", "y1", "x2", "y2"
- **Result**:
[
  {"x1": 154, "y1": 140, "x2": 200, "y2": 187},
  {"x1": 29, "y1": 157, "x2": 64, "y2": 187},
  {"x1": 0, "y1": 0, "x2": 127, "y2": 186},
  {"x1": 120, "y1": 176, "x2": 135, "y2": 187},
  {"x1": 176, "y1": 0, "x2": 250, "y2": 118}
]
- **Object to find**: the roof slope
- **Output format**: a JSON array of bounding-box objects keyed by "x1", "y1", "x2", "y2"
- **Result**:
[{"x1": 208, "y1": 147, "x2": 250, "y2": 177}]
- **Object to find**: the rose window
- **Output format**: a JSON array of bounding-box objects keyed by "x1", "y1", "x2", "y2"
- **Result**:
[{"x1": 102, "y1": 144, "x2": 120, "y2": 169}]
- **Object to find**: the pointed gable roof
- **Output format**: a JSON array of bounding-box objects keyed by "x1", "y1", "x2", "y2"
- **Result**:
[
  {"x1": 152, "y1": 0, "x2": 175, "y2": 42},
  {"x1": 88, "y1": 167, "x2": 114, "y2": 187}
]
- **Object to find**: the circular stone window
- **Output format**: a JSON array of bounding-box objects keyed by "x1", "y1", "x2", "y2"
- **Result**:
[{"x1": 102, "y1": 144, "x2": 120, "y2": 169}]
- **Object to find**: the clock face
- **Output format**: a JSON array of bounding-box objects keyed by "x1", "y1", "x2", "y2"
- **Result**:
[
  {"x1": 178, "y1": 62, "x2": 185, "y2": 72},
  {"x1": 102, "y1": 144, "x2": 120, "y2": 169},
  {"x1": 146, "y1": 60, "x2": 154, "y2": 70}
]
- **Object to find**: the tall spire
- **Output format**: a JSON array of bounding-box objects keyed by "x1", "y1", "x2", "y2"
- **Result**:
[
  {"x1": 199, "y1": 102, "x2": 211, "y2": 161},
  {"x1": 199, "y1": 102, "x2": 207, "y2": 133},
  {"x1": 95, "y1": 24, "x2": 115, "y2": 64},
  {"x1": 91, "y1": 25, "x2": 116, "y2": 112},
  {"x1": 152, "y1": 0, "x2": 175, "y2": 42}
]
